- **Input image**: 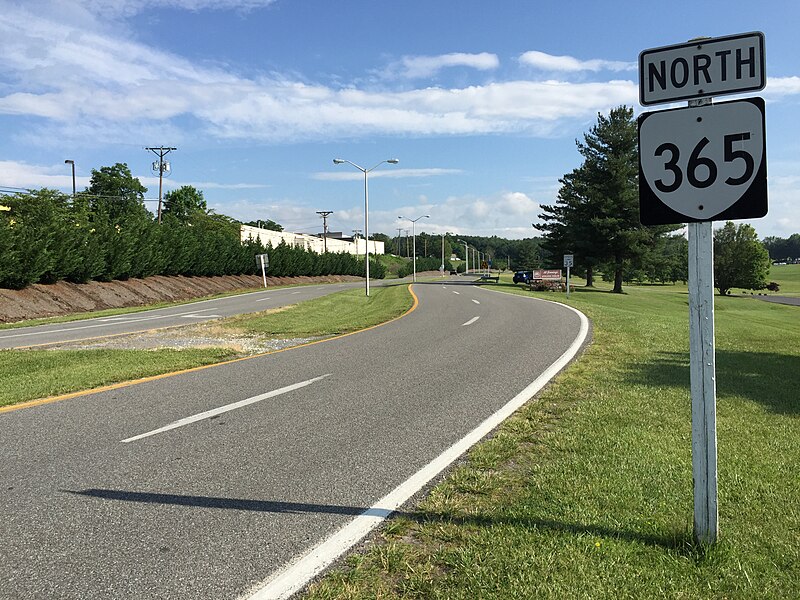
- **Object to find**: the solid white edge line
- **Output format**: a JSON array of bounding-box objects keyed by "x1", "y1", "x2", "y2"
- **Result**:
[
  {"x1": 461, "y1": 316, "x2": 480, "y2": 326},
  {"x1": 245, "y1": 303, "x2": 590, "y2": 600},
  {"x1": 121, "y1": 374, "x2": 330, "y2": 443}
]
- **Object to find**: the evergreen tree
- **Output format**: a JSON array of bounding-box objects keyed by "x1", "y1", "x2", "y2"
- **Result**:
[
  {"x1": 85, "y1": 163, "x2": 153, "y2": 280},
  {"x1": 539, "y1": 106, "x2": 680, "y2": 293}
]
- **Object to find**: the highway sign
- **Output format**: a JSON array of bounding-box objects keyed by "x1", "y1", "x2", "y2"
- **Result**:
[
  {"x1": 563, "y1": 254, "x2": 574, "y2": 268},
  {"x1": 639, "y1": 32, "x2": 765, "y2": 106},
  {"x1": 639, "y1": 97, "x2": 767, "y2": 225}
]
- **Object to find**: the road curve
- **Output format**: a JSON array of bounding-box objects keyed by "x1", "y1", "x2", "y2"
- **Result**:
[{"x1": 0, "y1": 280, "x2": 589, "y2": 600}]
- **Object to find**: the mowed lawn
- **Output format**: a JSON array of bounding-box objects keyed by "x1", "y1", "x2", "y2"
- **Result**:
[
  {"x1": 767, "y1": 262, "x2": 800, "y2": 296},
  {"x1": 305, "y1": 276, "x2": 800, "y2": 599}
]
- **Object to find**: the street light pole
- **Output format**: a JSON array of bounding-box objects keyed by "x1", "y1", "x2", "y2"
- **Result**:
[
  {"x1": 457, "y1": 239, "x2": 469, "y2": 275},
  {"x1": 64, "y1": 160, "x2": 76, "y2": 196},
  {"x1": 441, "y1": 232, "x2": 446, "y2": 277},
  {"x1": 333, "y1": 158, "x2": 399, "y2": 296},
  {"x1": 398, "y1": 215, "x2": 429, "y2": 282}
]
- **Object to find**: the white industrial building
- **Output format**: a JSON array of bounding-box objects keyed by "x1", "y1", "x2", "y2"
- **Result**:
[{"x1": 240, "y1": 225, "x2": 385, "y2": 256}]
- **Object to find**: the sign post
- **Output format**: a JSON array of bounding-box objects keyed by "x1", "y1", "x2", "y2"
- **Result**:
[
  {"x1": 563, "y1": 254, "x2": 574, "y2": 298},
  {"x1": 638, "y1": 33, "x2": 767, "y2": 545},
  {"x1": 256, "y1": 253, "x2": 269, "y2": 288},
  {"x1": 687, "y1": 218, "x2": 718, "y2": 543}
]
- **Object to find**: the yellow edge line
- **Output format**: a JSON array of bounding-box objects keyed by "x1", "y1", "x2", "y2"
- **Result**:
[{"x1": 0, "y1": 285, "x2": 419, "y2": 415}]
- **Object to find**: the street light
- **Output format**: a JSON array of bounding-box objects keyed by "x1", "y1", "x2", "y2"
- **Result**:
[
  {"x1": 440, "y1": 232, "x2": 447, "y2": 277},
  {"x1": 398, "y1": 214, "x2": 429, "y2": 282},
  {"x1": 457, "y1": 239, "x2": 469, "y2": 275},
  {"x1": 64, "y1": 160, "x2": 76, "y2": 196},
  {"x1": 333, "y1": 158, "x2": 399, "y2": 296}
]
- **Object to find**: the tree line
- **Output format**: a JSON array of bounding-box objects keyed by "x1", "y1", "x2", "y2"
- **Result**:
[
  {"x1": 0, "y1": 163, "x2": 383, "y2": 290},
  {"x1": 762, "y1": 234, "x2": 800, "y2": 262}
]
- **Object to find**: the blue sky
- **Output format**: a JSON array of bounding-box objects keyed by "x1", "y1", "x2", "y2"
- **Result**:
[{"x1": 1, "y1": 0, "x2": 798, "y2": 239}]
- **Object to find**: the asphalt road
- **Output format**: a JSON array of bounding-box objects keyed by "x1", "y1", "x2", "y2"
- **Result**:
[
  {"x1": 1, "y1": 280, "x2": 588, "y2": 599},
  {"x1": 0, "y1": 281, "x2": 365, "y2": 349}
]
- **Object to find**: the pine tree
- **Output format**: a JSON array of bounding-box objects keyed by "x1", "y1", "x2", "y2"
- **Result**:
[{"x1": 538, "y1": 106, "x2": 679, "y2": 293}]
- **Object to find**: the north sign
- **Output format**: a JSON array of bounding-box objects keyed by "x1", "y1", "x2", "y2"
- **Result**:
[
  {"x1": 639, "y1": 97, "x2": 767, "y2": 225},
  {"x1": 639, "y1": 32, "x2": 765, "y2": 106}
]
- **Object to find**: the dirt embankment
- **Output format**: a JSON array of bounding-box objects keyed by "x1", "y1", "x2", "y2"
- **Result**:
[{"x1": 0, "y1": 274, "x2": 362, "y2": 324}]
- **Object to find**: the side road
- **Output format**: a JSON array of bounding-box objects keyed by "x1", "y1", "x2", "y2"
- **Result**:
[
  {"x1": 0, "y1": 274, "x2": 363, "y2": 324},
  {"x1": 0, "y1": 280, "x2": 365, "y2": 349}
]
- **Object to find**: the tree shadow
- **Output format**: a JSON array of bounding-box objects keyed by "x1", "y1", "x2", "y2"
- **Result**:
[
  {"x1": 64, "y1": 488, "x2": 698, "y2": 555},
  {"x1": 626, "y1": 350, "x2": 799, "y2": 415}
]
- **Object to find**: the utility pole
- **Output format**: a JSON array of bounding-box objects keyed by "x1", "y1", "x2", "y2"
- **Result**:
[
  {"x1": 405, "y1": 229, "x2": 410, "y2": 257},
  {"x1": 317, "y1": 210, "x2": 333, "y2": 253},
  {"x1": 396, "y1": 228, "x2": 403, "y2": 257},
  {"x1": 145, "y1": 146, "x2": 176, "y2": 223}
]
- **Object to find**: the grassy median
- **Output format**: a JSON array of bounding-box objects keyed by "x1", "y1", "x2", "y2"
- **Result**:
[
  {"x1": 0, "y1": 285, "x2": 413, "y2": 408},
  {"x1": 304, "y1": 276, "x2": 799, "y2": 599}
]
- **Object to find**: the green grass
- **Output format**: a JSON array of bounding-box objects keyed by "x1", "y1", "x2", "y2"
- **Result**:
[
  {"x1": 305, "y1": 280, "x2": 800, "y2": 599},
  {"x1": 0, "y1": 285, "x2": 414, "y2": 408},
  {"x1": 378, "y1": 254, "x2": 412, "y2": 279},
  {"x1": 222, "y1": 284, "x2": 413, "y2": 337},
  {"x1": 0, "y1": 348, "x2": 236, "y2": 407},
  {"x1": 767, "y1": 262, "x2": 800, "y2": 295}
]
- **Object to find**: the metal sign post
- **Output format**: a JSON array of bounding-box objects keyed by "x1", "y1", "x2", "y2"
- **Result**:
[
  {"x1": 257, "y1": 253, "x2": 269, "y2": 288},
  {"x1": 563, "y1": 254, "x2": 574, "y2": 298},
  {"x1": 638, "y1": 32, "x2": 768, "y2": 546}
]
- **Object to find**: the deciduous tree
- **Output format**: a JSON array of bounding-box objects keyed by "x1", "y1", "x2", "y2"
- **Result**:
[{"x1": 714, "y1": 221, "x2": 770, "y2": 296}]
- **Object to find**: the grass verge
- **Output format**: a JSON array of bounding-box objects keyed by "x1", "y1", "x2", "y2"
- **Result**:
[
  {"x1": 304, "y1": 280, "x2": 799, "y2": 599},
  {"x1": 0, "y1": 285, "x2": 413, "y2": 408},
  {"x1": 221, "y1": 285, "x2": 413, "y2": 337}
]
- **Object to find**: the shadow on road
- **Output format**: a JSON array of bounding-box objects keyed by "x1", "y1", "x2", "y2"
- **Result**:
[
  {"x1": 65, "y1": 488, "x2": 699, "y2": 554},
  {"x1": 64, "y1": 488, "x2": 394, "y2": 518}
]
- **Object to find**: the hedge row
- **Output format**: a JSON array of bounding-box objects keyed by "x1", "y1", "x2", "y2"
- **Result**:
[{"x1": 0, "y1": 189, "x2": 382, "y2": 290}]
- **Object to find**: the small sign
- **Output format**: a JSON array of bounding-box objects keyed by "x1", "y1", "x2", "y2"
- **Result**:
[
  {"x1": 639, "y1": 32, "x2": 765, "y2": 105},
  {"x1": 533, "y1": 269, "x2": 562, "y2": 280},
  {"x1": 639, "y1": 97, "x2": 767, "y2": 225},
  {"x1": 563, "y1": 254, "x2": 574, "y2": 268},
  {"x1": 256, "y1": 253, "x2": 269, "y2": 267}
]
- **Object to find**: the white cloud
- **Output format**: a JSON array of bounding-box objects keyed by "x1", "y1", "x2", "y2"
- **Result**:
[
  {"x1": 0, "y1": 160, "x2": 90, "y2": 191},
  {"x1": 765, "y1": 76, "x2": 800, "y2": 98},
  {"x1": 392, "y1": 52, "x2": 500, "y2": 79},
  {"x1": 312, "y1": 168, "x2": 463, "y2": 181},
  {"x1": 0, "y1": 160, "x2": 269, "y2": 196},
  {"x1": 78, "y1": 0, "x2": 277, "y2": 17},
  {"x1": 519, "y1": 50, "x2": 635, "y2": 73},
  {"x1": 0, "y1": 8, "x2": 640, "y2": 143}
]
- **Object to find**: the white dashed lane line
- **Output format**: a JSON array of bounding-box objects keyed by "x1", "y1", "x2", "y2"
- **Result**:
[{"x1": 121, "y1": 375, "x2": 331, "y2": 443}]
